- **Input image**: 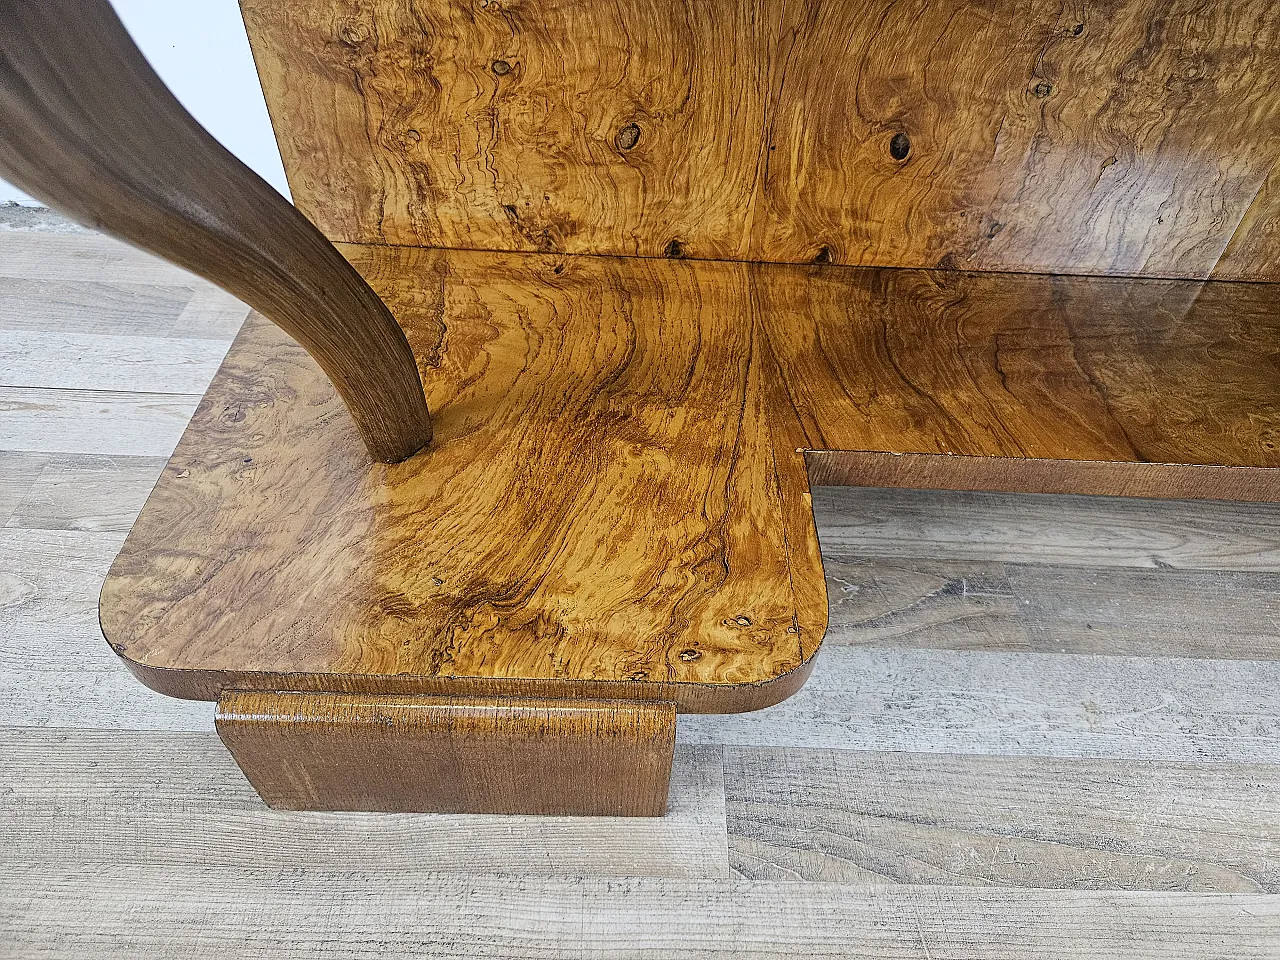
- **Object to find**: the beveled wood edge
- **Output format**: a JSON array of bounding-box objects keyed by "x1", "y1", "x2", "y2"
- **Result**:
[
  {"x1": 804, "y1": 450, "x2": 1280, "y2": 501},
  {"x1": 104, "y1": 627, "x2": 821, "y2": 715},
  {"x1": 214, "y1": 691, "x2": 680, "y2": 721},
  {"x1": 340, "y1": 238, "x2": 1280, "y2": 286},
  {"x1": 103, "y1": 448, "x2": 1280, "y2": 711}
]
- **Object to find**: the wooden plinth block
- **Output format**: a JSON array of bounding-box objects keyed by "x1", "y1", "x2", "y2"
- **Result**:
[{"x1": 214, "y1": 692, "x2": 677, "y2": 816}]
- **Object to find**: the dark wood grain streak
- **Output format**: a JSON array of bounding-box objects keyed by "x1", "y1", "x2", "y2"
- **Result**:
[
  {"x1": 241, "y1": 0, "x2": 1280, "y2": 280},
  {"x1": 0, "y1": 0, "x2": 431, "y2": 462}
]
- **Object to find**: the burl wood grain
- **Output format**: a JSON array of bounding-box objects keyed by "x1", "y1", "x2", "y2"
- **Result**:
[
  {"x1": 101, "y1": 246, "x2": 1280, "y2": 708},
  {"x1": 240, "y1": 0, "x2": 1280, "y2": 280},
  {"x1": 762, "y1": 267, "x2": 1280, "y2": 500},
  {"x1": 101, "y1": 246, "x2": 826, "y2": 710},
  {"x1": 215, "y1": 692, "x2": 676, "y2": 815},
  {"x1": 0, "y1": 0, "x2": 431, "y2": 462}
]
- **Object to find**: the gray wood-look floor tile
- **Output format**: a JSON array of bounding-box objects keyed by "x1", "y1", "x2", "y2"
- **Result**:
[{"x1": 3, "y1": 224, "x2": 1280, "y2": 959}]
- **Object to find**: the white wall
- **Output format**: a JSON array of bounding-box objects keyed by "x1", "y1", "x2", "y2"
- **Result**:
[{"x1": 1, "y1": 0, "x2": 289, "y2": 205}]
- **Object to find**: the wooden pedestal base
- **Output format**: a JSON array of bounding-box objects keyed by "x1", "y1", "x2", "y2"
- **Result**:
[{"x1": 214, "y1": 692, "x2": 677, "y2": 816}]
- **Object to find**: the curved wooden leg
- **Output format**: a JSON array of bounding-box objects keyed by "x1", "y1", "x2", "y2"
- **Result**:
[{"x1": 0, "y1": 0, "x2": 431, "y2": 462}]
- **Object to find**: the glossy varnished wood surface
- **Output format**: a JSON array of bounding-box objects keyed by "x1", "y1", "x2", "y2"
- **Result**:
[
  {"x1": 100, "y1": 245, "x2": 1280, "y2": 707},
  {"x1": 241, "y1": 0, "x2": 1280, "y2": 280},
  {"x1": 215, "y1": 692, "x2": 676, "y2": 815},
  {"x1": 763, "y1": 266, "x2": 1280, "y2": 499},
  {"x1": 0, "y1": 0, "x2": 431, "y2": 462},
  {"x1": 101, "y1": 246, "x2": 826, "y2": 709}
]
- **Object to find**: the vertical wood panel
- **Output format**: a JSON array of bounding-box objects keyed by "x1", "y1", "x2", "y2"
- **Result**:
[{"x1": 242, "y1": 0, "x2": 1280, "y2": 279}]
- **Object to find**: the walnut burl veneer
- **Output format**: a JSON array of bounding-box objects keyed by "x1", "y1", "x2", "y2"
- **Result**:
[
  {"x1": 101, "y1": 245, "x2": 1280, "y2": 716},
  {"x1": 243, "y1": 0, "x2": 1280, "y2": 280},
  {"x1": 102, "y1": 246, "x2": 827, "y2": 712}
]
